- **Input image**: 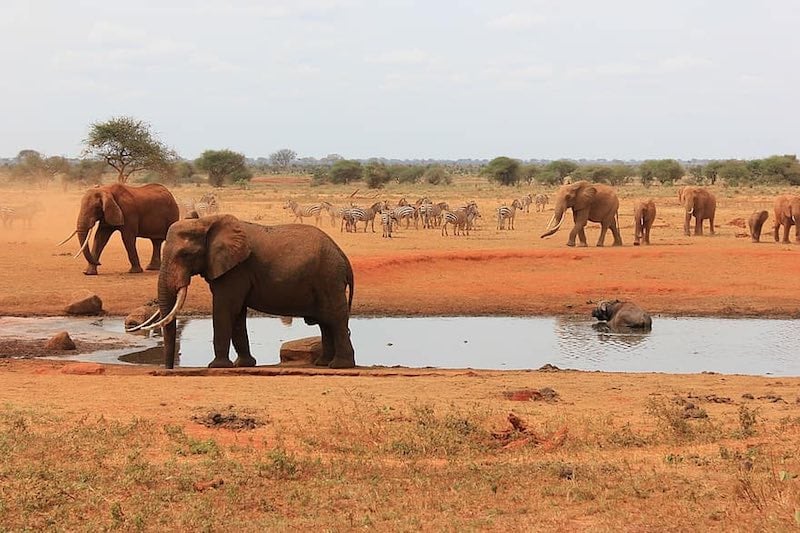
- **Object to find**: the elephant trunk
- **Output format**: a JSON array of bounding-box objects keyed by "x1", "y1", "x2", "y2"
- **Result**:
[
  {"x1": 156, "y1": 276, "x2": 186, "y2": 369},
  {"x1": 76, "y1": 222, "x2": 98, "y2": 263},
  {"x1": 540, "y1": 207, "x2": 565, "y2": 238}
]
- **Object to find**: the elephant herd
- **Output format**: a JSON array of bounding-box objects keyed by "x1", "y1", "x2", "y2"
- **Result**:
[
  {"x1": 539, "y1": 181, "x2": 798, "y2": 247},
  {"x1": 58, "y1": 184, "x2": 356, "y2": 370}
]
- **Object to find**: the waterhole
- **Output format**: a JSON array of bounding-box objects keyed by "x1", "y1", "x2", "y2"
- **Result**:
[{"x1": 1, "y1": 315, "x2": 796, "y2": 376}]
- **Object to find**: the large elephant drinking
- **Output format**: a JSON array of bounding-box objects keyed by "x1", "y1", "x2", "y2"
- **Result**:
[
  {"x1": 140, "y1": 215, "x2": 356, "y2": 369},
  {"x1": 540, "y1": 181, "x2": 622, "y2": 247},
  {"x1": 61, "y1": 184, "x2": 179, "y2": 275},
  {"x1": 678, "y1": 186, "x2": 716, "y2": 236}
]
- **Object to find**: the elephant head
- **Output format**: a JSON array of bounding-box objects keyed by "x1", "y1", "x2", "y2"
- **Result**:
[
  {"x1": 541, "y1": 181, "x2": 597, "y2": 238},
  {"x1": 60, "y1": 186, "x2": 125, "y2": 265},
  {"x1": 147, "y1": 215, "x2": 252, "y2": 368},
  {"x1": 591, "y1": 299, "x2": 619, "y2": 322}
]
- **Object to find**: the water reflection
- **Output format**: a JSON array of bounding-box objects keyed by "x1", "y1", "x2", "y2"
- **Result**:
[{"x1": 3, "y1": 315, "x2": 798, "y2": 376}]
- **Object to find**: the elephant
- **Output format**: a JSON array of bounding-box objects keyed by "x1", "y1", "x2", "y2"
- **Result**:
[
  {"x1": 540, "y1": 181, "x2": 622, "y2": 247},
  {"x1": 591, "y1": 300, "x2": 652, "y2": 331},
  {"x1": 137, "y1": 214, "x2": 356, "y2": 370},
  {"x1": 678, "y1": 186, "x2": 716, "y2": 236},
  {"x1": 633, "y1": 199, "x2": 656, "y2": 246},
  {"x1": 772, "y1": 195, "x2": 800, "y2": 244},
  {"x1": 748, "y1": 210, "x2": 769, "y2": 243},
  {"x1": 59, "y1": 184, "x2": 179, "y2": 275}
]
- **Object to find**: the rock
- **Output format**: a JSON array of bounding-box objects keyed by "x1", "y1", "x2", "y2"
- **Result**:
[
  {"x1": 279, "y1": 336, "x2": 322, "y2": 365},
  {"x1": 65, "y1": 292, "x2": 103, "y2": 316},
  {"x1": 60, "y1": 363, "x2": 105, "y2": 375},
  {"x1": 44, "y1": 331, "x2": 76, "y2": 351},
  {"x1": 124, "y1": 304, "x2": 158, "y2": 329}
]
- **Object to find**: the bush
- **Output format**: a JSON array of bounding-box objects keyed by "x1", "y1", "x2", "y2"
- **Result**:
[
  {"x1": 482, "y1": 157, "x2": 520, "y2": 186},
  {"x1": 330, "y1": 160, "x2": 363, "y2": 185},
  {"x1": 423, "y1": 165, "x2": 452, "y2": 185}
]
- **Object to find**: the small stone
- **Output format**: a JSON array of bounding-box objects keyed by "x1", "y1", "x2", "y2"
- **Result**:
[
  {"x1": 124, "y1": 304, "x2": 158, "y2": 329},
  {"x1": 60, "y1": 363, "x2": 105, "y2": 375},
  {"x1": 279, "y1": 336, "x2": 322, "y2": 365},
  {"x1": 65, "y1": 292, "x2": 103, "y2": 316},
  {"x1": 44, "y1": 331, "x2": 76, "y2": 351}
]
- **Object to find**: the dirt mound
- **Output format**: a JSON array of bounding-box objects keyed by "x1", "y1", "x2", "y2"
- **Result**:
[
  {"x1": 728, "y1": 217, "x2": 747, "y2": 228},
  {"x1": 192, "y1": 410, "x2": 264, "y2": 431}
]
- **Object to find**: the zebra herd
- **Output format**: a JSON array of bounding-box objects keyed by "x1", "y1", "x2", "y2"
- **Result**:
[
  {"x1": 0, "y1": 202, "x2": 43, "y2": 228},
  {"x1": 282, "y1": 193, "x2": 551, "y2": 238},
  {"x1": 181, "y1": 193, "x2": 221, "y2": 219}
]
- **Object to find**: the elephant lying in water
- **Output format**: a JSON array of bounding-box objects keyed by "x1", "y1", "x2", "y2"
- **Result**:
[
  {"x1": 132, "y1": 215, "x2": 356, "y2": 369},
  {"x1": 591, "y1": 300, "x2": 652, "y2": 331}
]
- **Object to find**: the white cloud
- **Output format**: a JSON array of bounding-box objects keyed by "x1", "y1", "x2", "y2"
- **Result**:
[
  {"x1": 658, "y1": 55, "x2": 713, "y2": 72},
  {"x1": 487, "y1": 12, "x2": 545, "y2": 31}
]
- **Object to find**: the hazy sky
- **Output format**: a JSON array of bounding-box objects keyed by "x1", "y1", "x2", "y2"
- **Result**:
[{"x1": 2, "y1": 0, "x2": 799, "y2": 160}]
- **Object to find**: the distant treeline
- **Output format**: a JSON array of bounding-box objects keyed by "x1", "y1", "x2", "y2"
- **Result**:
[{"x1": 3, "y1": 150, "x2": 799, "y2": 189}]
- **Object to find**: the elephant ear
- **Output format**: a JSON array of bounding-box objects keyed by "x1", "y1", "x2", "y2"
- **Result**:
[
  {"x1": 101, "y1": 191, "x2": 124, "y2": 226},
  {"x1": 573, "y1": 184, "x2": 597, "y2": 211},
  {"x1": 205, "y1": 215, "x2": 252, "y2": 280}
]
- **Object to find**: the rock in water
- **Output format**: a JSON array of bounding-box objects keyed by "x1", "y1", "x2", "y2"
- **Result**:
[
  {"x1": 65, "y1": 292, "x2": 104, "y2": 316},
  {"x1": 124, "y1": 304, "x2": 158, "y2": 329},
  {"x1": 45, "y1": 331, "x2": 76, "y2": 351},
  {"x1": 279, "y1": 336, "x2": 322, "y2": 365}
]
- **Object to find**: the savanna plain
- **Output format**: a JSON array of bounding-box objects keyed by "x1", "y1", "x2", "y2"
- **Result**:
[{"x1": 2, "y1": 176, "x2": 800, "y2": 531}]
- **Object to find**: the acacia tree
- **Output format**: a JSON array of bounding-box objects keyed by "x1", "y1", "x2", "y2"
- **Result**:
[
  {"x1": 329, "y1": 160, "x2": 363, "y2": 184},
  {"x1": 482, "y1": 156, "x2": 520, "y2": 186},
  {"x1": 83, "y1": 116, "x2": 175, "y2": 183},
  {"x1": 363, "y1": 160, "x2": 391, "y2": 188},
  {"x1": 195, "y1": 149, "x2": 252, "y2": 187},
  {"x1": 269, "y1": 149, "x2": 297, "y2": 171},
  {"x1": 545, "y1": 160, "x2": 578, "y2": 184}
]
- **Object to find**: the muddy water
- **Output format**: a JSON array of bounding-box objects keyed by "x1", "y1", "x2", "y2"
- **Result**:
[{"x1": 2, "y1": 315, "x2": 797, "y2": 376}]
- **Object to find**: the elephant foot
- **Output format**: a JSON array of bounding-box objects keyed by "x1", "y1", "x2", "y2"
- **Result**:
[
  {"x1": 208, "y1": 357, "x2": 234, "y2": 368},
  {"x1": 128, "y1": 266, "x2": 144, "y2": 274},
  {"x1": 83, "y1": 267, "x2": 98, "y2": 276},
  {"x1": 145, "y1": 263, "x2": 160, "y2": 271},
  {"x1": 566, "y1": 241, "x2": 576, "y2": 247},
  {"x1": 313, "y1": 355, "x2": 333, "y2": 366},
  {"x1": 577, "y1": 242, "x2": 588, "y2": 248},
  {"x1": 596, "y1": 242, "x2": 604, "y2": 247},
  {"x1": 633, "y1": 241, "x2": 640, "y2": 246},
  {"x1": 328, "y1": 357, "x2": 356, "y2": 369},
  {"x1": 234, "y1": 355, "x2": 257, "y2": 367}
]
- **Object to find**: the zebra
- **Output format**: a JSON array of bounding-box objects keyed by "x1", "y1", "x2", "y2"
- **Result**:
[
  {"x1": 390, "y1": 204, "x2": 417, "y2": 229},
  {"x1": 518, "y1": 193, "x2": 533, "y2": 213},
  {"x1": 1, "y1": 202, "x2": 42, "y2": 228},
  {"x1": 319, "y1": 201, "x2": 342, "y2": 227},
  {"x1": 196, "y1": 193, "x2": 220, "y2": 215},
  {"x1": 497, "y1": 198, "x2": 524, "y2": 230},
  {"x1": 380, "y1": 209, "x2": 394, "y2": 238},
  {"x1": 284, "y1": 200, "x2": 324, "y2": 225},
  {"x1": 534, "y1": 193, "x2": 549, "y2": 212},
  {"x1": 349, "y1": 201, "x2": 386, "y2": 233},
  {"x1": 419, "y1": 201, "x2": 448, "y2": 228},
  {"x1": 442, "y1": 202, "x2": 478, "y2": 236}
]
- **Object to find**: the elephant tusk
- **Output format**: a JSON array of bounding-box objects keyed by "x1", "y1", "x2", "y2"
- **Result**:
[
  {"x1": 73, "y1": 222, "x2": 98, "y2": 259},
  {"x1": 143, "y1": 287, "x2": 187, "y2": 331},
  {"x1": 125, "y1": 309, "x2": 162, "y2": 332},
  {"x1": 57, "y1": 230, "x2": 77, "y2": 246}
]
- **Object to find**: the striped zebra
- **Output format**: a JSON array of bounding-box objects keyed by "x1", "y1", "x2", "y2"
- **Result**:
[
  {"x1": 196, "y1": 193, "x2": 220, "y2": 215},
  {"x1": 518, "y1": 193, "x2": 533, "y2": 213},
  {"x1": 497, "y1": 198, "x2": 524, "y2": 230},
  {"x1": 380, "y1": 209, "x2": 394, "y2": 238},
  {"x1": 419, "y1": 201, "x2": 448, "y2": 228},
  {"x1": 284, "y1": 200, "x2": 324, "y2": 225},
  {"x1": 390, "y1": 204, "x2": 417, "y2": 229},
  {"x1": 442, "y1": 202, "x2": 478, "y2": 236},
  {"x1": 349, "y1": 201, "x2": 386, "y2": 233},
  {"x1": 1, "y1": 202, "x2": 42, "y2": 228},
  {"x1": 534, "y1": 193, "x2": 549, "y2": 212}
]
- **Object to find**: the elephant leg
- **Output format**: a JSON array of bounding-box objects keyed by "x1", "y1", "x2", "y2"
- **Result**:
[
  {"x1": 146, "y1": 239, "x2": 163, "y2": 271},
  {"x1": 709, "y1": 213, "x2": 715, "y2": 235},
  {"x1": 596, "y1": 223, "x2": 608, "y2": 246},
  {"x1": 684, "y1": 213, "x2": 691, "y2": 236},
  {"x1": 694, "y1": 216, "x2": 703, "y2": 236},
  {"x1": 610, "y1": 218, "x2": 623, "y2": 246},
  {"x1": 314, "y1": 324, "x2": 336, "y2": 366},
  {"x1": 121, "y1": 230, "x2": 143, "y2": 273},
  {"x1": 208, "y1": 297, "x2": 236, "y2": 368},
  {"x1": 231, "y1": 306, "x2": 256, "y2": 367},
  {"x1": 783, "y1": 223, "x2": 791, "y2": 244},
  {"x1": 328, "y1": 319, "x2": 355, "y2": 369}
]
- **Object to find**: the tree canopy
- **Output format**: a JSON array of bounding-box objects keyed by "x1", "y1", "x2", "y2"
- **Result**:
[
  {"x1": 11, "y1": 150, "x2": 70, "y2": 186},
  {"x1": 363, "y1": 160, "x2": 391, "y2": 189},
  {"x1": 83, "y1": 116, "x2": 175, "y2": 183},
  {"x1": 423, "y1": 165, "x2": 452, "y2": 185},
  {"x1": 269, "y1": 149, "x2": 297, "y2": 171},
  {"x1": 329, "y1": 160, "x2": 363, "y2": 184},
  {"x1": 639, "y1": 159, "x2": 684, "y2": 186},
  {"x1": 545, "y1": 160, "x2": 578, "y2": 184},
  {"x1": 482, "y1": 157, "x2": 520, "y2": 186},
  {"x1": 195, "y1": 149, "x2": 252, "y2": 187}
]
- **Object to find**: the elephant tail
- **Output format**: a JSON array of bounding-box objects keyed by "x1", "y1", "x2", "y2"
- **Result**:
[{"x1": 346, "y1": 257, "x2": 354, "y2": 312}]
